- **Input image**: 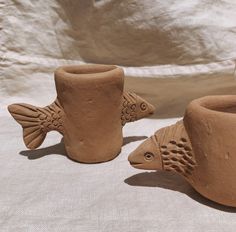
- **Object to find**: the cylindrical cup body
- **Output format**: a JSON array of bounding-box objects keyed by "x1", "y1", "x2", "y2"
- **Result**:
[
  {"x1": 184, "y1": 95, "x2": 236, "y2": 207},
  {"x1": 55, "y1": 65, "x2": 124, "y2": 163}
]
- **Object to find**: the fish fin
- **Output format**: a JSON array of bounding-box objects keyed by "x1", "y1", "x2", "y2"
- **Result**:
[{"x1": 8, "y1": 103, "x2": 46, "y2": 149}]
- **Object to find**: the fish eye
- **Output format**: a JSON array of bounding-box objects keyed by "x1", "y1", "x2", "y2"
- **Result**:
[
  {"x1": 144, "y1": 152, "x2": 154, "y2": 161},
  {"x1": 140, "y1": 102, "x2": 147, "y2": 111}
]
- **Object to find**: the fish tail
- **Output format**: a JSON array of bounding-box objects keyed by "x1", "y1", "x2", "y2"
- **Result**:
[{"x1": 8, "y1": 100, "x2": 64, "y2": 150}]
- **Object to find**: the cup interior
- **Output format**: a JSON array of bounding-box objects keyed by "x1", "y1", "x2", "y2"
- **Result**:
[
  {"x1": 200, "y1": 97, "x2": 236, "y2": 114},
  {"x1": 62, "y1": 65, "x2": 117, "y2": 75}
]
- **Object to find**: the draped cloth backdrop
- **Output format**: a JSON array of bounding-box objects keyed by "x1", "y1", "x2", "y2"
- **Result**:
[{"x1": 1, "y1": 1, "x2": 236, "y2": 231}]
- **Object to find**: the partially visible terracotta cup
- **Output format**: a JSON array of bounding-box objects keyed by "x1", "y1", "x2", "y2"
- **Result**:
[
  {"x1": 8, "y1": 64, "x2": 155, "y2": 163},
  {"x1": 128, "y1": 95, "x2": 236, "y2": 207}
]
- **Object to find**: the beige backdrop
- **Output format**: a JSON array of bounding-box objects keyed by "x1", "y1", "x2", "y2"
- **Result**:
[{"x1": 1, "y1": 1, "x2": 236, "y2": 231}]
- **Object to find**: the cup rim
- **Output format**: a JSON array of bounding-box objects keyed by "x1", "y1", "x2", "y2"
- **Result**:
[
  {"x1": 187, "y1": 95, "x2": 236, "y2": 117},
  {"x1": 56, "y1": 64, "x2": 119, "y2": 76},
  {"x1": 54, "y1": 64, "x2": 124, "y2": 84}
]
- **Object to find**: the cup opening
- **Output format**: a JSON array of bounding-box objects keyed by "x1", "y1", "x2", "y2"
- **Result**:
[
  {"x1": 200, "y1": 97, "x2": 236, "y2": 114},
  {"x1": 208, "y1": 105, "x2": 236, "y2": 114},
  {"x1": 61, "y1": 65, "x2": 117, "y2": 76}
]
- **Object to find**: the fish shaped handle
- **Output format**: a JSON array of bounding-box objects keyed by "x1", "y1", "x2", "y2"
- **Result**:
[
  {"x1": 8, "y1": 92, "x2": 155, "y2": 150},
  {"x1": 128, "y1": 120, "x2": 196, "y2": 179}
]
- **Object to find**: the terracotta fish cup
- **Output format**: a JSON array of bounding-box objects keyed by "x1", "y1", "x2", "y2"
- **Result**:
[
  {"x1": 8, "y1": 64, "x2": 155, "y2": 163},
  {"x1": 129, "y1": 95, "x2": 236, "y2": 207}
]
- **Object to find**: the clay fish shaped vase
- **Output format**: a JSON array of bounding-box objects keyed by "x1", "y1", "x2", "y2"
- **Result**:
[
  {"x1": 8, "y1": 64, "x2": 155, "y2": 163},
  {"x1": 128, "y1": 95, "x2": 236, "y2": 207}
]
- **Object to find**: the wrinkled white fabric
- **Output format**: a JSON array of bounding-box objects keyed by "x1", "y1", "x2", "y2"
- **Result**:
[
  {"x1": 1, "y1": 0, "x2": 236, "y2": 118},
  {"x1": 1, "y1": 0, "x2": 236, "y2": 76},
  {"x1": 2, "y1": 115, "x2": 236, "y2": 232},
  {"x1": 1, "y1": 0, "x2": 236, "y2": 231},
  {"x1": 1, "y1": 117, "x2": 236, "y2": 232}
]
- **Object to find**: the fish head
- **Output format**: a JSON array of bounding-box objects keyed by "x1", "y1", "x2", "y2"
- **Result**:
[
  {"x1": 128, "y1": 136, "x2": 163, "y2": 170},
  {"x1": 134, "y1": 95, "x2": 155, "y2": 120}
]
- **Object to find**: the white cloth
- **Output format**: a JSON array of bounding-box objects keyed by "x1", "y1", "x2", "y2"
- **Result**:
[
  {"x1": 2, "y1": 0, "x2": 236, "y2": 77},
  {"x1": 1, "y1": 0, "x2": 236, "y2": 117},
  {"x1": 1, "y1": 117, "x2": 236, "y2": 232},
  {"x1": 1, "y1": 1, "x2": 236, "y2": 231}
]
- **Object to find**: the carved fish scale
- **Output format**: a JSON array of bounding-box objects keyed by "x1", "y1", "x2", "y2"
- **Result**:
[{"x1": 154, "y1": 121, "x2": 196, "y2": 177}]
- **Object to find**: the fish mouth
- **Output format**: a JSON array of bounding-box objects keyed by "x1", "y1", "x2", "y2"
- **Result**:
[
  {"x1": 129, "y1": 161, "x2": 143, "y2": 167},
  {"x1": 149, "y1": 104, "x2": 155, "y2": 114}
]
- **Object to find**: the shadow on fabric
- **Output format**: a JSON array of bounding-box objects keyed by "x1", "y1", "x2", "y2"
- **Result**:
[
  {"x1": 124, "y1": 171, "x2": 236, "y2": 213},
  {"x1": 19, "y1": 136, "x2": 147, "y2": 160}
]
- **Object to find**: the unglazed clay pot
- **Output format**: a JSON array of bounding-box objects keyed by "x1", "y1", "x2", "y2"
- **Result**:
[
  {"x1": 8, "y1": 64, "x2": 155, "y2": 163},
  {"x1": 128, "y1": 95, "x2": 236, "y2": 207}
]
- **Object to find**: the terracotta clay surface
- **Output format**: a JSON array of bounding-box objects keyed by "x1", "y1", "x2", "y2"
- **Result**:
[
  {"x1": 8, "y1": 64, "x2": 154, "y2": 163},
  {"x1": 128, "y1": 95, "x2": 236, "y2": 207}
]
